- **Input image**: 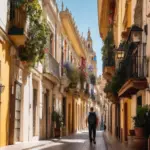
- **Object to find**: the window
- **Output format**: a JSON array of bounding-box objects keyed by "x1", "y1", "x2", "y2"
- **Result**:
[
  {"x1": 14, "y1": 82, "x2": 22, "y2": 141},
  {"x1": 55, "y1": 24, "x2": 57, "y2": 59},
  {"x1": 137, "y1": 96, "x2": 142, "y2": 106},
  {"x1": 50, "y1": 34, "x2": 53, "y2": 55},
  {"x1": 68, "y1": 46, "x2": 70, "y2": 61}
]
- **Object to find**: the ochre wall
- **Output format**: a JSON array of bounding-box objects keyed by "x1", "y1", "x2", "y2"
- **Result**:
[
  {"x1": 0, "y1": 40, "x2": 10, "y2": 147},
  {"x1": 120, "y1": 98, "x2": 131, "y2": 142}
]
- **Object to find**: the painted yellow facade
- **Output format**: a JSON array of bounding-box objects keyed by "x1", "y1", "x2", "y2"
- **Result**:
[
  {"x1": 97, "y1": 0, "x2": 110, "y2": 40},
  {"x1": 120, "y1": 98, "x2": 131, "y2": 142},
  {"x1": 0, "y1": 31, "x2": 11, "y2": 147},
  {"x1": 98, "y1": 0, "x2": 135, "y2": 142}
]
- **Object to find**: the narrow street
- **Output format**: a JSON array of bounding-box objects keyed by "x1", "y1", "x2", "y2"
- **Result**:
[{"x1": 1, "y1": 131, "x2": 107, "y2": 150}]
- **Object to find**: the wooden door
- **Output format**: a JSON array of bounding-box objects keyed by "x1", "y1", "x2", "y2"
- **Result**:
[{"x1": 124, "y1": 103, "x2": 128, "y2": 141}]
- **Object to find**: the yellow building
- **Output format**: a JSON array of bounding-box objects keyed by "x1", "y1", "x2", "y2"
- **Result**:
[
  {"x1": 98, "y1": 0, "x2": 134, "y2": 141},
  {"x1": 60, "y1": 7, "x2": 88, "y2": 135},
  {"x1": 0, "y1": 28, "x2": 11, "y2": 147},
  {"x1": 98, "y1": 0, "x2": 148, "y2": 143}
]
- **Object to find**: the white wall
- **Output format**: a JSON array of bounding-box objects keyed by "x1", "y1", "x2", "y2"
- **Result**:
[
  {"x1": 0, "y1": 0, "x2": 8, "y2": 30},
  {"x1": 22, "y1": 74, "x2": 33, "y2": 142}
]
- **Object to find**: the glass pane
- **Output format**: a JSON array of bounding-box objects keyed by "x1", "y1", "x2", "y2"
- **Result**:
[
  {"x1": 15, "y1": 100, "x2": 21, "y2": 111},
  {"x1": 15, "y1": 128, "x2": 20, "y2": 141},
  {"x1": 15, "y1": 111, "x2": 20, "y2": 120},
  {"x1": 15, "y1": 120, "x2": 20, "y2": 129},
  {"x1": 16, "y1": 83, "x2": 21, "y2": 99}
]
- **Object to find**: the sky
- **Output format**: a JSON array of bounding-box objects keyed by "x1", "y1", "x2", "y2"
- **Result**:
[{"x1": 57, "y1": 0, "x2": 103, "y2": 76}]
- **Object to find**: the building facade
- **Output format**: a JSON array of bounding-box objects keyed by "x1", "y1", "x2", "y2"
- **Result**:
[{"x1": 98, "y1": 0, "x2": 150, "y2": 144}]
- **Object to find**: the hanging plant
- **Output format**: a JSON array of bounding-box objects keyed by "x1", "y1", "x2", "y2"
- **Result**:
[
  {"x1": 18, "y1": 0, "x2": 50, "y2": 66},
  {"x1": 64, "y1": 62, "x2": 80, "y2": 88},
  {"x1": 101, "y1": 29, "x2": 115, "y2": 67}
]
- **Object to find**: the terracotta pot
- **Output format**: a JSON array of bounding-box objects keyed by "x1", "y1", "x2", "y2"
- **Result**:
[
  {"x1": 129, "y1": 129, "x2": 135, "y2": 136},
  {"x1": 135, "y1": 127, "x2": 144, "y2": 137},
  {"x1": 54, "y1": 128, "x2": 60, "y2": 138},
  {"x1": 133, "y1": 137, "x2": 147, "y2": 150}
]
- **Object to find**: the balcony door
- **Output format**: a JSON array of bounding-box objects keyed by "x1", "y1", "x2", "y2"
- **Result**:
[
  {"x1": 33, "y1": 89, "x2": 38, "y2": 136},
  {"x1": 43, "y1": 90, "x2": 49, "y2": 139},
  {"x1": 14, "y1": 82, "x2": 22, "y2": 142}
]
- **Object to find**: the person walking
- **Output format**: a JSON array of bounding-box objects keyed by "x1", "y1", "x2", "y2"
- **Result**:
[{"x1": 86, "y1": 107, "x2": 98, "y2": 144}]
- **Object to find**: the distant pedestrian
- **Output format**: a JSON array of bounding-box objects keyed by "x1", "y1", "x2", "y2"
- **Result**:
[{"x1": 86, "y1": 107, "x2": 98, "y2": 144}]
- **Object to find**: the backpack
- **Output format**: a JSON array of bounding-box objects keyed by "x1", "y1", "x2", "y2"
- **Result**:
[{"x1": 88, "y1": 112, "x2": 96, "y2": 125}]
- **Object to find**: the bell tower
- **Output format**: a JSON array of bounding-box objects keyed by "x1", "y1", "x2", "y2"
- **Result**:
[{"x1": 87, "y1": 28, "x2": 93, "y2": 49}]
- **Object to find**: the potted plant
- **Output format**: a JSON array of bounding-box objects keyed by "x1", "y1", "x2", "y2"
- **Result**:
[
  {"x1": 52, "y1": 111, "x2": 63, "y2": 138},
  {"x1": 132, "y1": 106, "x2": 149, "y2": 150},
  {"x1": 64, "y1": 62, "x2": 80, "y2": 90},
  {"x1": 132, "y1": 106, "x2": 148, "y2": 137}
]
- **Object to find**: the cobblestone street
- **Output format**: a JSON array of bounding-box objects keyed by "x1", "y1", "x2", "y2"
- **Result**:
[{"x1": 1, "y1": 131, "x2": 107, "y2": 150}]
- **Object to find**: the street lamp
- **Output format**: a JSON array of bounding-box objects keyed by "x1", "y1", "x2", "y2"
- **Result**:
[
  {"x1": 115, "y1": 43, "x2": 125, "y2": 60},
  {"x1": 130, "y1": 25, "x2": 143, "y2": 43},
  {"x1": 0, "y1": 83, "x2": 5, "y2": 94}
]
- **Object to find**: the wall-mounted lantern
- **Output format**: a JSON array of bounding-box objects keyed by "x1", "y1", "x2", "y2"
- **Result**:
[
  {"x1": 0, "y1": 83, "x2": 5, "y2": 94},
  {"x1": 130, "y1": 25, "x2": 143, "y2": 43},
  {"x1": 115, "y1": 43, "x2": 125, "y2": 60}
]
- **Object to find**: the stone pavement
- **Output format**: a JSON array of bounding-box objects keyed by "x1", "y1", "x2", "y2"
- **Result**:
[
  {"x1": 104, "y1": 132, "x2": 135, "y2": 150},
  {"x1": 0, "y1": 131, "x2": 107, "y2": 150}
]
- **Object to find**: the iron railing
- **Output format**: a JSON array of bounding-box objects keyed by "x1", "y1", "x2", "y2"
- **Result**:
[
  {"x1": 8, "y1": 0, "x2": 27, "y2": 35},
  {"x1": 121, "y1": 55, "x2": 148, "y2": 80},
  {"x1": 44, "y1": 53, "x2": 60, "y2": 79}
]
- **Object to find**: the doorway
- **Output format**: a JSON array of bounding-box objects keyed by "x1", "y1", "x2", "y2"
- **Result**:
[
  {"x1": 68, "y1": 103, "x2": 71, "y2": 134},
  {"x1": 62, "y1": 97, "x2": 66, "y2": 126},
  {"x1": 137, "y1": 96, "x2": 142, "y2": 107},
  {"x1": 33, "y1": 89, "x2": 38, "y2": 136},
  {"x1": 44, "y1": 90, "x2": 49, "y2": 139},
  {"x1": 124, "y1": 103, "x2": 128, "y2": 141},
  {"x1": 14, "y1": 82, "x2": 22, "y2": 142}
]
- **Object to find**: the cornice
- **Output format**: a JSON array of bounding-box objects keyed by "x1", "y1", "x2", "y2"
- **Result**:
[{"x1": 60, "y1": 9, "x2": 87, "y2": 58}]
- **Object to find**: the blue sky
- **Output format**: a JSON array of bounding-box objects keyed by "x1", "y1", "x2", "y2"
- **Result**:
[{"x1": 57, "y1": 0, "x2": 103, "y2": 75}]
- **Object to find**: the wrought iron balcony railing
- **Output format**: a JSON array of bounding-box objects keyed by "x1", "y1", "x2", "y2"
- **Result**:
[
  {"x1": 44, "y1": 53, "x2": 60, "y2": 79},
  {"x1": 121, "y1": 55, "x2": 148, "y2": 80},
  {"x1": 8, "y1": 0, "x2": 27, "y2": 35}
]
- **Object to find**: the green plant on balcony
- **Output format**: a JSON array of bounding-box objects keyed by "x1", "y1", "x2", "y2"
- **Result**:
[
  {"x1": 101, "y1": 29, "x2": 115, "y2": 67},
  {"x1": 18, "y1": 0, "x2": 49, "y2": 66},
  {"x1": 64, "y1": 62, "x2": 80, "y2": 89},
  {"x1": 80, "y1": 71, "x2": 87, "y2": 89},
  {"x1": 104, "y1": 65, "x2": 126, "y2": 98}
]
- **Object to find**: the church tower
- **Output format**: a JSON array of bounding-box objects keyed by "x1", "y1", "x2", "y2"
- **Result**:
[
  {"x1": 86, "y1": 28, "x2": 97, "y2": 76},
  {"x1": 87, "y1": 28, "x2": 93, "y2": 50}
]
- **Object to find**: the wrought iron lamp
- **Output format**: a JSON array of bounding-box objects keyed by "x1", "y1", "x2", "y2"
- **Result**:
[
  {"x1": 115, "y1": 43, "x2": 125, "y2": 60},
  {"x1": 130, "y1": 25, "x2": 143, "y2": 43}
]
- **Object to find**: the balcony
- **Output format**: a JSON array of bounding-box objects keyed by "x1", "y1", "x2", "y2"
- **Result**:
[
  {"x1": 8, "y1": 0, "x2": 27, "y2": 46},
  {"x1": 118, "y1": 56, "x2": 148, "y2": 97},
  {"x1": 103, "y1": 58, "x2": 115, "y2": 81},
  {"x1": 43, "y1": 53, "x2": 60, "y2": 80}
]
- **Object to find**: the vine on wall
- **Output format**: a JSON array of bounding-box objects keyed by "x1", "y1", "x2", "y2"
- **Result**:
[{"x1": 18, "y1": 0, "x2": 49, "y2": 66}]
